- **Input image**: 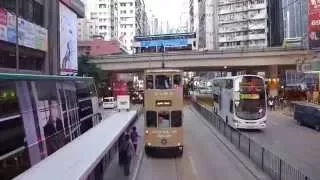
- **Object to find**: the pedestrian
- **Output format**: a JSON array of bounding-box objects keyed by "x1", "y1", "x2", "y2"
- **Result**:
[
  {"x1": 130, "y1": 126, "x2": 140, "y2": 152},
  {"x1": 118, "y1": 132, "x2": 128, "y2": 166},
  {"x1": 119, "y1": 134, "x2": 134, "y2": 176}
]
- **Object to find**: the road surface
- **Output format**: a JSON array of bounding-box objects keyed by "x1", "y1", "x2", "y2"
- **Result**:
[
  {"x1": 198, "y1": 102, "x2": 320, "y2": 180},
  {"x1": 136, "y1": 106, "x2": 260, "y2": 180},
  {"x1": 243, "y1": 110, "x2": 320, "y2": 180}
]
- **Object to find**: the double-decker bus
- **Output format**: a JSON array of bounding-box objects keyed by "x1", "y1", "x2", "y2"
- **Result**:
[
  {"x1": 0, "y1": 73, "x2": 101, "y2": 180},
  {"x1": 144, "y1": 69, "x2": 184, "y2": 156},
  {"x1": 212, "y1": 75, "x2": 267, "y2": 129}
]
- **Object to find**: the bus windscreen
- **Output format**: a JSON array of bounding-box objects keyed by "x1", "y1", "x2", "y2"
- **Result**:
[{"x1": 236, "y1": 76, "x2": 266, "y2": 120}]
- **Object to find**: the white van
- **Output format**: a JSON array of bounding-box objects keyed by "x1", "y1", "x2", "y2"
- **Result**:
[
  {"x1": 102, "y1": 97, "x2": 117, "y2": 109},
  {"x1": 117, "y1": 95, "x2": 130, "y2": 111}
]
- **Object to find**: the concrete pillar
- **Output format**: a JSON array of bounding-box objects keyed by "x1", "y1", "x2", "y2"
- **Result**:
[
  {"x1": 268, "y1": 65, "x2": 279, "y2": 96},
  {"x1": 45, "y1": 0, "x2": 60, "y2": 75}
]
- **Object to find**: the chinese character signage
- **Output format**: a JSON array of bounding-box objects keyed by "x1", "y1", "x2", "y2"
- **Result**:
[
  {"x1": 0, "y1": 8, "x2": 48, "y2": 52},
  {"x1": 309, "y1": 0, "x2": 320, "y2": 49}
]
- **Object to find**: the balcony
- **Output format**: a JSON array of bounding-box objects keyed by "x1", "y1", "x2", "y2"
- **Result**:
[
  {"x1": 219, "y1": 26, "x2": 248, "y2": 33},
  {"x1": 219, "y1": 35, "x2": 249, "y2": 43},
  {"x1": 248, "y1": 23, "x2": 266, "y2": 30},
  {"x1": 248, "y1": 3, "x2": 266, "y2": 10},
  {"x1": 219, "y1": 0, "x2": 247, "y2": 6},
  {"x1": 219, "y1": 6, "x2": 248, "y2": 15},
  {"x1": 249, "y1": 34, "x2": 266, "y2": 40},
  {"x1": 248, "y1": 12, "x2": 267, "y2": 20}
]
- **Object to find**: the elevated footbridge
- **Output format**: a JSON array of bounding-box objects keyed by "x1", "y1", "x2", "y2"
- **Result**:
[{"x1": 90, "y1": 47, "x2": 313, "y2": 72}]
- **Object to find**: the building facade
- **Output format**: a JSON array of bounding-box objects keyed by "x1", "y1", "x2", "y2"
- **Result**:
[
  {"x1": 218, "y1": 0, "x2": 268, "y2": 49},
  {"x1": 77, "y1": 18, "x2": 98, "y2": 41},
  {"x1": 197, "y1": 0, "x2": 206, "y2": 49},
  {"x1": 282, "y1": 0, "x2": 308, "y2": 40},
  {"x1": 269, "y1": 0, "x2": 284, "y2": 46},
  {"x1": 89, "y1": 0, "x2": 115, "y2": 40},
  {"x1": 0, "y1": 0, "x2": 84, "y2": 75}
]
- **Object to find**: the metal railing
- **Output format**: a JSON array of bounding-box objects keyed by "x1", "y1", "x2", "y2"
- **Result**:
[{"x1": 192, "y1": 101, "x2": 312, "y2": 180}]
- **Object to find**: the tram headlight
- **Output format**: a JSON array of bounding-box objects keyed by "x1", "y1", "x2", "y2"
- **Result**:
[
  {"x1": 177, "y1": 142, "x2": 181, "y2": 146},
  {"x1": 145, "y1": 130, "x2": 149, "y2": 134},
  {"x1": 147, "y1": 142, "x2": 151, "y2": 146}
]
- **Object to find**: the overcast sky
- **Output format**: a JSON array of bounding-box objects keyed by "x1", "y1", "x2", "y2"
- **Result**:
[
  {"x1": 145, "y1": 0, "x2": 188, "y2": 27},
  {"x1": 82, "y1": 0, "x2": 188, "y2": 27}
]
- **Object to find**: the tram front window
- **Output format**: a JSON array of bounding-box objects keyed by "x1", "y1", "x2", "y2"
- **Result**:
[
  {"x1": 155, "y1": 75, "x2": 172, "y2": 89},
  {"x1": 235, "y1": 76, "x2": 266, "y2": 120},
  {"x1": 158, "y1": 111, "x2": 170, "y2": 128}
]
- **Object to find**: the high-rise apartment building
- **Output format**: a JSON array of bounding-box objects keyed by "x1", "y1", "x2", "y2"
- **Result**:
[
  {"x1": 77, "y1": 18, "x2": 98, "y2": 41},
  {"x1": 218, "y1": 0, "x2": 268, "y2": 49},
  {"x1": 197, "y1": 0, "x2": 206, "y2": 49},
  {"x1": 86, "y1": 0, "x2": 148, "y2": 53},
  {"x1": 282, "y1": 0, "x2": 308, "y2": 40},
  {"x1": 89, "y1": 0, "x2": 116, "y2": 40}
]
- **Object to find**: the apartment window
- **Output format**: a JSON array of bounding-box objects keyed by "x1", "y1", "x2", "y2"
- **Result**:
[
  {"x1": 130, "y1": 10, "x2": 133, "y2": 14},
  {"x1": 99, "y1": 4, "x2": 106, "y2": 8},
  {"x1": 33, "y1": 1, "x2": 44, "y2": 26},
  {"x1": 120, "y1": 3, "x2": 126, "y2": 6},
  {"x1": 130, "y1": 2, "x2": 133, "y2": 6}
]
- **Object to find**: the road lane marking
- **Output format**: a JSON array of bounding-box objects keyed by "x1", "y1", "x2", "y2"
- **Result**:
[{"x1": 187, "y1": 152, "x2": 199, "y2": 178}]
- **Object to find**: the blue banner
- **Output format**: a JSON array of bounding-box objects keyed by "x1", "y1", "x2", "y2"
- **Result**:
[{"x1": 141, "y1": 39, "x2": 189, "y2": 47}]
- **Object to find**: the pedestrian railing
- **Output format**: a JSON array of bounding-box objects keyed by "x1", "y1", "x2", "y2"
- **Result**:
[{"x1": 192, "y1": 101, "x2": 312, "y2": 180}]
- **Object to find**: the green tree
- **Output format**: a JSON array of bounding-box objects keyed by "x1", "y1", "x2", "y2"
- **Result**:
[
  {"x1": 78, "y1": 55, "x2": 109, "y2": 97},
  {"x1": 78, "y1": 55, "x2": 103, "y2": 82}
]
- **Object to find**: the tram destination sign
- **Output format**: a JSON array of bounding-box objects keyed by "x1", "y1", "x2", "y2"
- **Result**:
[
  {"x1": 155, "y1": 100, "x2": 172, "y2": 107},
  {"x1": 239, "y1": 94, "x2": 260, "y2": 100}
]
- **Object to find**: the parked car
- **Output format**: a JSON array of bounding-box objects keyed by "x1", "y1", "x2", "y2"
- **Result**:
[{"x1": 102, "y1": 97, "x2": 117, "y2": 109}]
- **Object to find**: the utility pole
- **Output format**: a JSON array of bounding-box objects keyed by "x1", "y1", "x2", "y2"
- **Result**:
[{"x1": 15, "y1": 0, "x2": 19, "y2": 71}]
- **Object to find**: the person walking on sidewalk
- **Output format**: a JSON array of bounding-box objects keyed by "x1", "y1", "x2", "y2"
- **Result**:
[
  {"x1": 119, "y1": 134, "x2": 135, "y2": 176},
  {"x1": 130, "y1": 126, "x2": 140, "y2": 152}
]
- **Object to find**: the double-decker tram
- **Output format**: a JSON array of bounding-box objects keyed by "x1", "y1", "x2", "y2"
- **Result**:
[
  {"x1": 212, "y1": 75, "x2": 267, "y2": 129},
  {"x1": 0, "y1": 73, "x2": 101, "y2": 180},
  {"x1": 144, "y1": 69, "x2": 184, "y2": 156}
]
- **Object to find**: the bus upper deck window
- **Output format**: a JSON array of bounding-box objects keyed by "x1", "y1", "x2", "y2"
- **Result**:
[
  {"x1": 146, "y1": 111, "x2": 157, "y2": 127},
  {"x1": 146, "y1": 75, "x2": 153, "y2": 89},
  {"x1": 171, "y1": 111, "x2": 182, "y2": 127},
  {"x1": 173, "y1": 75, "x2": 182, "y2": 87},
  {"x1": 158, "y1": 111, "x2": 170, "y2": 128},
  {"x1": 156, "y1": 75, "x2": 172, "y2": 89}
]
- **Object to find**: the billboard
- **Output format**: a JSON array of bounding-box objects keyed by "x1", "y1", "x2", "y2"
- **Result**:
[
  {"x1": 309, "y1": 0, "x2": 320, "y2": 49},
  {"x1": 59, "y1": 2, "x2": 78, "y2": 75},
  {"x1": 141, "y1": 39, "x2": 189, "y2": 48},
  {"x1": 0, "y1": 8, "x2": 48, "y2": 51}
]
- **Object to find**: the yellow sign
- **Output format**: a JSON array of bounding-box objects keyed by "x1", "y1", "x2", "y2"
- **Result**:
[{"x1": 240, "y1": 94, "x2": 260, "y2": 100}]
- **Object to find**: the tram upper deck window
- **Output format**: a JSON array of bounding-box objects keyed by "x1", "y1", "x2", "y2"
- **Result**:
[
  {"x1": 146, "y1": 75, "x2": 153, "y2": 89},
  {"x1": 173, "y1": 75, "x2": 182, "y2": 87},
  {"x1": 146, "y1": 111, "x2": 157, "y2": 127},
  {"x1": 171, "y1": 111, "x2": 182, "y2": 127},
  {"x1": 155, "y1": 75, "x2": 172, "y2": 89},
  {"x1": 158, "y1": 111, "x2": 170, "y2": 128}
]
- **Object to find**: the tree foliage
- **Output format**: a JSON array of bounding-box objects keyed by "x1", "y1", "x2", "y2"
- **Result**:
[{"x1": 78, "y1": 55, "x2": 103, "y2": 83}]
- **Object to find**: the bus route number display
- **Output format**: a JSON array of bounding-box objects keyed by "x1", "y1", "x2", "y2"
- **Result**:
[
  {"x1": 239, "y1": 94, "x2": 260, "y2": 100},
  {"x1": 155, "y1": 100, "x2": 172, "y2": 107}
]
